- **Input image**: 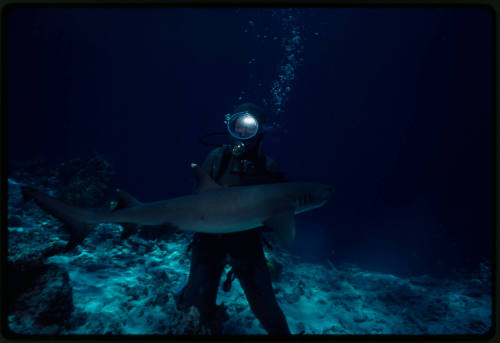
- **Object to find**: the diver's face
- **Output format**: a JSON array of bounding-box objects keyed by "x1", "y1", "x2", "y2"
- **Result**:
[{"x1": 234, "y1": 116, "x2": 258, "y2": 139}]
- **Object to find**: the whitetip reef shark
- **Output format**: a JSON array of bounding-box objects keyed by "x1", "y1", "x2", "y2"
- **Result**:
[{"x1": 21, "y1": 163, "x2": 333, "y2": 251}]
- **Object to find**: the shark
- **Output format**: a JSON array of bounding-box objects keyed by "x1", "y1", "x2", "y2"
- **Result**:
[{"x1": 21, "y1": 163, "x2": 333, "y2": 251}]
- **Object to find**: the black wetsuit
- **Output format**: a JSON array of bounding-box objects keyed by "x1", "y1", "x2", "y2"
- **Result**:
[{"x1": 176, "y1": 145, "x2": 291, "y2": 335}]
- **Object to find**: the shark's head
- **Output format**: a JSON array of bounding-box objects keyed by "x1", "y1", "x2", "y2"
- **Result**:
[{"x1": 292, "y1": 183, "x2": 333, "y2": 214}]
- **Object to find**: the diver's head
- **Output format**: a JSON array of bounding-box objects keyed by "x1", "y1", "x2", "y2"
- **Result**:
[
  {"x1": 232, "y1": 103, "x2": 267, "y2": 125},
  {"x1": 231, "y1": 113, "x2": 259, "y2": 140},
  {"x1": 225, "y1": 103, "x2": 267, "y2": 158}
]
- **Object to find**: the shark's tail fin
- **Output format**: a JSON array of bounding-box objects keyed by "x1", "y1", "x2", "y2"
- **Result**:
[{"x1": 21, "y1": 186, "x2": 95, "y2": 251}]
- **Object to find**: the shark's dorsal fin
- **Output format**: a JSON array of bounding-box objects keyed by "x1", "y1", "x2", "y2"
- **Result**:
[
  {"x1": 263, "y1": 208, "x2": 296, "y2": 251},
  {"x1": 191, "y1": 163, "x2": 221, "y2": 193},
  {"x1": 115, "y1": 189, "x2": 142, "y2": 210}
]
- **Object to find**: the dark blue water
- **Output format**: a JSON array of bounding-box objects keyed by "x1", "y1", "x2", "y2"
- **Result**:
[{"x1": 8, "y1": 7, "x2": 493, "y2": 278}]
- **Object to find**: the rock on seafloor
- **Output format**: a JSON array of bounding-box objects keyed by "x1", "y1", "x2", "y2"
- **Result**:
[
  {"x1": 8, "y1": 264, "x2": 74, "y2": 334},
  {"x1": 8, "y1": 179, "x2": 74, "y2": 334}
]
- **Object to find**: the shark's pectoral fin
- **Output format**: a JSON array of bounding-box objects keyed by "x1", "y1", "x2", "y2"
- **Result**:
[
  {"x1": 63, "y1": 229, "x2": 90, "y2": 252},
  {"x1": 119, "y1": 222, "x2": 178, "y2": 241},
  {"x1": 119, "y1": 223, "x2": 140, "y2": 240},
  {"x1": 55, "y1": 214, "x2": 94, "y2": 252},
  {"x1": 160, "y1": 222, "x2": 180, "y2": 232},
  {"x1": 139, "y1": 222, "x2": 179, "y2": 240},
  {"x1": 263, "y1": 209, "x2": 296, "y2": 251},
  {"x1": 112, "y1": 190, "x2": 143, "y2": 240}
]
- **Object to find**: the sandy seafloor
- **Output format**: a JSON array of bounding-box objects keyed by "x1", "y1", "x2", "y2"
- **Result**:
[{"x1": 7, "y1": 178, "x2": 492, "y2": 336}]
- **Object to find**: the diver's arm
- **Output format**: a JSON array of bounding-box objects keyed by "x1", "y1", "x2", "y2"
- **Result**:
[{"x1": 201, "y1": 146, "x2": 225, "y2": 179}]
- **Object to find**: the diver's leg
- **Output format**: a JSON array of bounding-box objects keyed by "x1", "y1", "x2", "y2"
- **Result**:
[
  {"x1": 229, "y1": 232, "x2": 291, "y2": 335},
  {"x1": 178, "y1": 233, "x2": 225, "y2": 320}
]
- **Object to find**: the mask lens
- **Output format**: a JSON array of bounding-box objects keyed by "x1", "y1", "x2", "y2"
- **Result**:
[{"x1": 227, "y1": 112, "x2": 259, "y2": 140}]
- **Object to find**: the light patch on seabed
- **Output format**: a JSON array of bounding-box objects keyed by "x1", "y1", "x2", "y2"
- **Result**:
[
  {"x1": 42, "y1": 223, "x2": 491, "y2": 335},
  {"x1": 46, "y1": 229, "x2": 190, "y2": 334},
  {"x1": 281, "y1": 290, "x2": 334, "y2": 334}
]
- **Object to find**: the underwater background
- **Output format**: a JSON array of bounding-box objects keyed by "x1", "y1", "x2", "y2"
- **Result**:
[{"x1": 6, "y1": 7, "x2": 493, "y2": 335}]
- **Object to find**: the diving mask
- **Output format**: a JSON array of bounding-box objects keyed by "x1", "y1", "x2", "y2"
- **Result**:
[{"x1": 224, "y1": 111, "x2": 260, "y2": 140}]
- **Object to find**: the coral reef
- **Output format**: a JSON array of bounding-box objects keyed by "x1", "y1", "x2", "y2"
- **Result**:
[{"x1": 9, "y1": 154, "x2": 115, "y2": 208}]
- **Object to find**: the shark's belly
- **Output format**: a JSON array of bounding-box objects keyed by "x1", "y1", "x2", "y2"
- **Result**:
[
  {"x1": 178, "y1": 206, "x2": 266, "y2": 233},
  {"x1": 173, "y1": 190, "x2": 274, "y2": 233},
  {"x1": 184, "y1": 218, "x2": 263, "y2": 234}
]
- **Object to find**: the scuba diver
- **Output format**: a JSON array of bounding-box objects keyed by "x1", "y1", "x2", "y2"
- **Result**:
[{"x1": 175, "y1": 103, "x2": 291, "y2": 335}]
